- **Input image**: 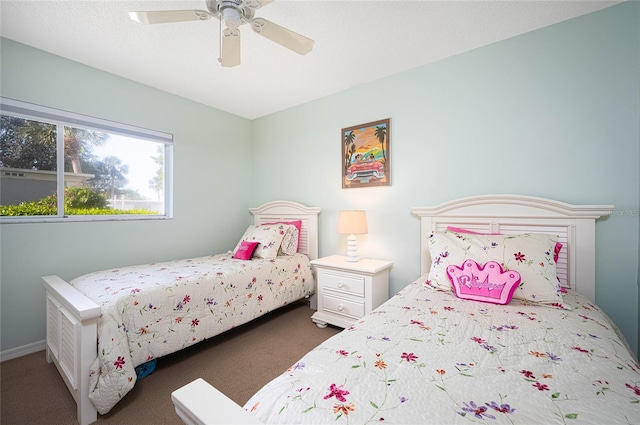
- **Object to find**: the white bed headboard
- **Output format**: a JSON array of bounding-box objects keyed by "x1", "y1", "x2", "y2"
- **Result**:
[
  {"x1": 411, "y1": 195, "x2": 613, "y2": 302},
  {"x1": 249, "y1": 200, "x2": 321, "y2": 260}
]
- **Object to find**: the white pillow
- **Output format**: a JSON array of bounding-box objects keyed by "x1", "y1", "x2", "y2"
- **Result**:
[
  {"x1": 279, "y1": 225, "x2": 299, "y2": 256},
  {"x1": 234, "y1": 225, "x2": 287, "y2": 260},
  {"x1": 426, "y1": 230, "x2": 567, "y2": 307}
]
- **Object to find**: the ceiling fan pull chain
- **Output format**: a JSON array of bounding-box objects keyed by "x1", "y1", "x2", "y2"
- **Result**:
[{"x1": 217, "y1": 17, "x2": 223, "y2": 64}]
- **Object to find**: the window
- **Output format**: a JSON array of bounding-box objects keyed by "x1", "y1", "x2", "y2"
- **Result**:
[{"x1": 0, "y1": 97, "x2": 173, "y2": 222}]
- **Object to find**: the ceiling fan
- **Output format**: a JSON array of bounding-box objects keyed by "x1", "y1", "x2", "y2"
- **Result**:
[{"x1": 128, "y1": 0, "x2": 314, "y2": 67}]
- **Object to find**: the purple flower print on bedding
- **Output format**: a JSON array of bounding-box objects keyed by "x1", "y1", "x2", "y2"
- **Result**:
[
  {"x1": 459, "y1": 401, "x2": 496, "y2": 420},
  {"x1": 174, "y1": 295, "x2": 191, "y2": 311},
  {"x1": 486, "y1": 401, "x2": 515, "y2": 414}
]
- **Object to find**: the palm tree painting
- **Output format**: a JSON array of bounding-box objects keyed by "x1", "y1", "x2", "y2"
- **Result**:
[{"x1": 341, "y1": 118, "x2": 390, "y2": 188}]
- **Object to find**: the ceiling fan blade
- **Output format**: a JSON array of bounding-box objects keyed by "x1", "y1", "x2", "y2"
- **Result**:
[
  {"x1": 129, "y1": 10, "x2": 212, "y2": 25},
  {"x1": 250, "y1": 18, "x2": 314, "y2": 55},
  {"x1": 248, "y1": 0, "x2": 275, "y2": 9},
  {"x1": 221, "y1": 28, "x2": 241, "y2": 67}
]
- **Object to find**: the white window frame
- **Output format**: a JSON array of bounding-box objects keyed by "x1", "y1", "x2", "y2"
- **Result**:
[{"x1": 0, "y1": 97, "x2": 173, "y2": 223}]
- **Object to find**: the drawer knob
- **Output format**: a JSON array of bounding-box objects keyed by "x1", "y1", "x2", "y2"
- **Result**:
[
  {"x1": 337, "y1": 281, "x2": 344, "y2": 288},
  {"x1": 337, "y1": 304, "x2": 344, "y2": 311}
]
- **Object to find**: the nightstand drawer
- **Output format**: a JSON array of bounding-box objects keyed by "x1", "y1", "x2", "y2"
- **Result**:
[
  {"x1": 319, "y1": 269, "x2": 365, "y2": 296},
  {"x1": 322, "y1": 293, "x2": 365, "y2": 319}
]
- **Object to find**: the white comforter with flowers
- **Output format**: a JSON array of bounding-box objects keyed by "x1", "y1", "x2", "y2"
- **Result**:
[
  {"x1": 71, "y1": 253, "x2": 314, "y2": 414},
  {"x1": 245, "y1": 277, "x2": 640, "y2": 424}
]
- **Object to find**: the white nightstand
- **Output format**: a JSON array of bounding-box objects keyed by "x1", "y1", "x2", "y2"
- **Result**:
[{"x1": 310, "y1": 255, "x2": 393, "y2": 328}]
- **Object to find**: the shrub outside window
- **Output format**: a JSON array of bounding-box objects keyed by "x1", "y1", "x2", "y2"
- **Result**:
[{"x1": 0, "y1": 97, "x2": 173, "y2": 222}]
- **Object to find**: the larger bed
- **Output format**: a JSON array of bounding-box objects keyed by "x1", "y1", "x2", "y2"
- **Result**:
[
  {"x1": 42, "y1": 200, "x2": 320, "y2": 425},
  {"x1": 172, "y1": 195, "x2": 640, "y2": 425}
]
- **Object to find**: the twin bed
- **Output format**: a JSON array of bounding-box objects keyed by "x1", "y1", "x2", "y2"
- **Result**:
[
  {"x1": 172, "y1": 195, "x2": 640, "y2": 425},
  {"x1": 42, "y1": 200, "x2": 321, "y2": 425}
]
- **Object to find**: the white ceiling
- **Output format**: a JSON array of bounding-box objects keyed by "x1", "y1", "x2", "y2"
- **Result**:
[{"x1": 0, "y1": 0, "x2": 623, "y2": 120}]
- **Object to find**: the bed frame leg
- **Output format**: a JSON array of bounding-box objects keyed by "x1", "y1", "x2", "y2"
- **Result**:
[{"x1": 78, "y1": 398, "x2": 98, "y2": 425}]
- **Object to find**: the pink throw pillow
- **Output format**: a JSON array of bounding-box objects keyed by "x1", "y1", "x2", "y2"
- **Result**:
[
  {"x1": 233, "y1": 241, "x2": 260, "y2": 260},
  {"x1": 446, "y1": 226, "x2": 500, "y2": 235},
  {"x1": 446, "y1": 259, "x2": 521, "y2": 305}
]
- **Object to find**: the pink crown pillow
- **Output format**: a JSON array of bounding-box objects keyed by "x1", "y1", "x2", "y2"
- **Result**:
[{"x1": 446, "y1": 259, "x2": 521, "y2": 305}]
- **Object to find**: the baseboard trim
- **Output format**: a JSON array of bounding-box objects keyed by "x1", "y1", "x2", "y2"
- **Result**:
[{"x1": 0, "y1": 340, "x2": 46, "y2": 362}]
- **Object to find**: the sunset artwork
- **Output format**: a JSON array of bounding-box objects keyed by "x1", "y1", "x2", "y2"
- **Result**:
[{"x1": 341, "y1": 118, "x2": 390, "y2": 188}]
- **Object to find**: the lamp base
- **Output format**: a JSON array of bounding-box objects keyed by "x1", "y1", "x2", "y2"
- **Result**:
[{"x1": 345, "y1": 234, "x2": 359, "y2": 262}]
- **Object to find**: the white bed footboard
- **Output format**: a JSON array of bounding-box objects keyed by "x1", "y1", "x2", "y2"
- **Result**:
[
  {"x1": 42, "y1": 275, "x2": 100, "y2": 425},
  {"x1": 172, "y1": 378, "x2": 262, "y2": 425}
]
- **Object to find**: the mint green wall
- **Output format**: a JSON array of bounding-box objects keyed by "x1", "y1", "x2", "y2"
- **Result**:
[
  {"x1": 251, "y1": 2, "x2": 639, "y2": 357},
  {"x1": 0, "y1": 38, "x2": 254, "y2": 352}
]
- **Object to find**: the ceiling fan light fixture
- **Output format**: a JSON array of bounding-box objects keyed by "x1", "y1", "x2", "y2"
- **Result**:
[{"x1": 221, "y1": 7, "x2": 241, "y2": 28}]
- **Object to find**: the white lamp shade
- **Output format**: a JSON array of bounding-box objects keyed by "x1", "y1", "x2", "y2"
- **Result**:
[
  {"x1": 337, "y1": 210, "x2": 367, "y2": 262},
  {"x1": 337, "y1": 210, "x2": 368, "y2": 235}
]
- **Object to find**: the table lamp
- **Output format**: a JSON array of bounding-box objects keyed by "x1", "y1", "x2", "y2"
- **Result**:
[{"x1": 337, "y1": 210, "x2": 368, "y2": 262}]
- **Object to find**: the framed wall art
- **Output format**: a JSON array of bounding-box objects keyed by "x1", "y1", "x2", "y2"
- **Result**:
[{"x1": 341, "y1": 118, "x2": 390, "y2": 189}]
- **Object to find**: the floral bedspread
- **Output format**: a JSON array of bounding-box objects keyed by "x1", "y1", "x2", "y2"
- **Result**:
[
  {"x1": 71, "y1": 253, "x2": 314, "y2": 414},
  {"x1": 245, "y1": 276, "x2": 640, "y2": 424}
]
